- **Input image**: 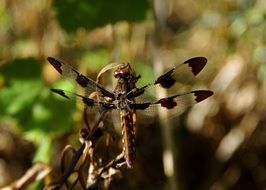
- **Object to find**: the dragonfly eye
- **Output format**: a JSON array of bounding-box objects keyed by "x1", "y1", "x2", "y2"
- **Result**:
[
  {"x1": 114, "y1": 70, "x2": 123, "y2": 78},
  {"x1": 114, "y1": 64, "x2": 131, "y2": 78}
]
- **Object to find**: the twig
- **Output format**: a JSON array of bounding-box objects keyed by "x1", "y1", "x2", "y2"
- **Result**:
[
  {"x1": 45, "y1": 110, "x2": 109, "y2": 189},
  {"x1": 86, "y1": 153, "x2": 125, "y2": 190},
  {"x1": 1, "y1": 162, "x2": 51, "y2": 190}
]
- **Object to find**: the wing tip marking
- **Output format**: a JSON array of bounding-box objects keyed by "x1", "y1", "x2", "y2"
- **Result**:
[
  {"x1": 51, "y1": 88, "x2": 70, "y2": 99},
  {"x1": 193, "y1": 90, "x2": 213, "y2": 103},
  {"x1": 47, "y1": 57, "x2": 63, "y2": 74},
  {"x1": 185, "y1": 57, "x2": 207, "y2": 76}
]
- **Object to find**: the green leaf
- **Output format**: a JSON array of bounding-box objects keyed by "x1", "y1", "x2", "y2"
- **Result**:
[
  {"x1": 0, "y1": 58, "x2": 43, "y2": 122},
  {"x1": 52, "y1": 0, "x2": 150, "y2": 32},
  {"x1": 1, "y1": 58, "x2": 41, "y2": 82},
  {"x1": 0, "y1": 58, "x2": 76, "y2": 134}
]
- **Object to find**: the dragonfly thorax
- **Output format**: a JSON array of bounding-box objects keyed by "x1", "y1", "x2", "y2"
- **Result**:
[{"x1": 117, "y1": 95, "x2": 131, "y2": 110}]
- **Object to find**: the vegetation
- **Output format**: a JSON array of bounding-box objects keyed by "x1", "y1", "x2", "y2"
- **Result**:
[{"x1": 0, "y1": 0, "x2": 265, "y2": 189}]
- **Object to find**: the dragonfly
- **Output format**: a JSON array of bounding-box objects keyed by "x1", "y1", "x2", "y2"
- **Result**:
[{"x1": 47, "y1": 56, "x2": 213, "y2": 168}]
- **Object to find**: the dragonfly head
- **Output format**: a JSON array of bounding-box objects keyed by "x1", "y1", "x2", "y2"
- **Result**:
[{"x1": 114, "y1": 63, "x2": 134, "y2": 79}]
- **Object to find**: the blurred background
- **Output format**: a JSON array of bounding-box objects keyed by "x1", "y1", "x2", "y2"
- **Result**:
[{"x1": 0, "y1": 0, "x2": 266, "y2": 189}]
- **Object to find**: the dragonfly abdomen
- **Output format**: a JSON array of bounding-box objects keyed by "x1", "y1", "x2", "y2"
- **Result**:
[{"x1": 121, "y1": 110, "x2": 136, "y2": 168}]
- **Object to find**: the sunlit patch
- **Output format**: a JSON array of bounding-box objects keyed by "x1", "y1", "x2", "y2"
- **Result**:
[{"x1": 163, "y1": 150, "x2": 174, "y2": 177}]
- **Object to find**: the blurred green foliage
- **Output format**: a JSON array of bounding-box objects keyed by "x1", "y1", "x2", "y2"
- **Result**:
[
  {"x1": 53, "y1": 0, "x2": 150, "y2": 32},
  {"x1": 0, "y1": 58, "x2": 76, "y2": 164},
  {"x1": 81, "y1": 48, "x2": 110, "y2": 71},
  {"x1": 0, "y1": 58, "x2": 75, "y2": 134}
]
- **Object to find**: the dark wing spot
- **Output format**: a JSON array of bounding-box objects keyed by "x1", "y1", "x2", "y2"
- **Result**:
[
  {"x1": 73, "y1": 70, "x2": 89, "y2": 88},
  {"x1": 184, "y1": 57, "x2": 207, "y2": 76},
  {"x1": 154, "y1": 68, "x2": 176, "y2": 88},
  {"x1": 81, "y1": 97, "x2": 95, "y2": 107},
  {"x1": 51, "y1": 88, "x2": 69, "y2": 99},
  {"x1": 97, "y1": 86, "x2": 116, "y2": 99},
  {"x1": 47, "y1": 57, "x2": 63, "y2": 74},
  {"x1": 127, "y1": 86, "x2": 147, "y2": 99},
  {"x1": 130, "y1": 103, "x2": 151, "y2": 110},
  {"x1": 157, "y1": 97, "x2": 177, "y2": 109},
  {"x1": 193, "y1": 90, "x2": 213, "y2": 103},
  {"x1": 74, "y1": 70, "x2": 115, "y2": 99},
  {"x1": 73, "y1": 69, "x2": 115, "y2": 99}
]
